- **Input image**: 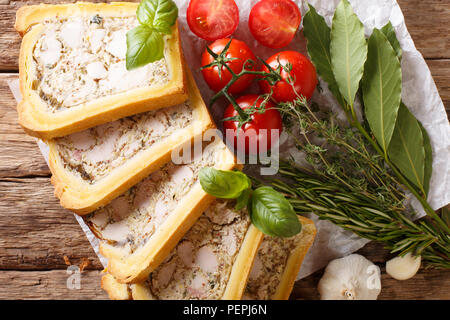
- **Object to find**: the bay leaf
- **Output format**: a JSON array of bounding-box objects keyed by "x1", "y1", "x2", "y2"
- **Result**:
[
  {"x1": 303, "y1": 4, "x2": 345, "y2": 107},
  {"x1": 419, "y1": 122, "x2": 433, "y2": 196},
  {"x1": 381, "y1": 21, "x2": 402, "y2": 61},
  {"x1": 362, "y1": 28, "x2": 402, "y2": 153},
  {"x1": 330, "y1": 0, "x2": 368, "y2": 107},
  {"x1": 388, "y1": 103, "x2": 425, "y2": 193}
]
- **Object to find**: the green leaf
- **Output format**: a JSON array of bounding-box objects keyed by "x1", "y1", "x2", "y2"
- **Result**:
[
  {"x1": 388, "y1": 103, "x2": 426, "y2": 193},
  {"x1": 137, "y1": 0, "x2": 155, "y2": 26},
  {"x1": 235, "y1": 188, "x2": 252, "y2": 211},
  {"x1": 137, "y1": 0, "x2": 178, "y2": 34},
  {"x1": 381, "y1": 21, "x2": 402, "y2": 61},
  {"x1": 330, "y1": 0, "x2": 368, "y2": 107},
  {"x1": 250, "y1": 186, "x2": 301, "y2": 238},
  {"x1": 199, "y1": 168, "x2": 251, "y2": 199},
  {"x1": 127, "y1": 0, "x2": 178, "y2": 70},
  {"x1": 303, "y1": 4, "x2": 346, "y2": 107},
  {"x1": 362, "y1": 28, "x2": 402, "y2": 153},
  {"x1": 419, "y1": 122, "x2": 433, "y2": 196},
  {"x1": 126, "y1": 25, "x2": 164, "y2": 70}
]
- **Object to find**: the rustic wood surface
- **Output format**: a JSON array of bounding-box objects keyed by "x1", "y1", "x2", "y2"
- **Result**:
[{"x1": 0, "y1": 0, "x2": 449, "y2": 300}]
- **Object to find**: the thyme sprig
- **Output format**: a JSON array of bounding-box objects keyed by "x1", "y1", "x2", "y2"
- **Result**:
[{"x1": 273, "y1": 95, "x2": 450, "y2": 268}]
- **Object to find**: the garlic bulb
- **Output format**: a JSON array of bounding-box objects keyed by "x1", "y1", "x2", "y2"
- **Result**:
[
  {"x1": 318, "y1": 254, "x2": 381, "y2": 300},
  {"x1": 386, "y1": 252, "x2": 421, "y2": 280}
]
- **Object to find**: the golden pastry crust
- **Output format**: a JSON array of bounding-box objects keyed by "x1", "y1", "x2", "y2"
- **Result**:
[
  {"x1": 101, "y1": 217, "x2": 316, "y2": 300},
  {"x1": 101, "y1": 273, "x2": 131, "y2": 300},
  {"x1": 16, "y1": 2, "x2": 187, "y2": 139},
  {"x1": 272, "y1": 216, "x2": 316, "y2": 300},
  {"x1": 221, "y1": 225, "x2": 264, "y2": 300},
  {"x1": 48, "y1": 69, "x2": 214, "y2": 215}
]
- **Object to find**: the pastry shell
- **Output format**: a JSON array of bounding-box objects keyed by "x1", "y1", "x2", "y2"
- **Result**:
[
  {"x1": 48, "y1": 68, "x2": 213, "y2": 215},
  {"x1": 101, "y1": 216, "x2": 316, "y2": 300},
  {"x1": 271, "y1": 216, "x2": 316, "y2": 300},
  {"x1": 15, "y1": 2, "x2": 187, "y2": 139},
  {"x1": 97, "y1": 137, "x2": 239, "y2": 284},
  {"x1": 101, "y1": 222, "x2": 264, "y2": 300}
]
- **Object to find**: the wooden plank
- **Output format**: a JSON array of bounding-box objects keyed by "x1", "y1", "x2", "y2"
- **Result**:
[
  {"x1": 0, "y1": 177, "x2": 103, "y2": 270},
  {"x1": 0, "y1": 246, "x2": 448, "y2": 300},
  {"x1": 0, "y1": 74, "x2": 50, "y2": 178},
  {"x1": 427, "y1": 59, "x2": 450, "y2": 112},
  {"x1": 0, "y1": 0, "x2": 448, "y2": 70},
  {"x1": 292, "y1": 241, "x2": 450, "y2": 300},
  {"x1": 398, "y1": 0, "x2": 450, "y2": 59},
  {"x1": 0, "y1": 270, "x2": 108, "y2": 299}
]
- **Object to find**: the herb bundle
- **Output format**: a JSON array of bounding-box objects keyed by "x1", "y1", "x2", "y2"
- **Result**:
[
  {"x1": 272, "y1": 95, "x2": 450, "y2": 268},
  {"x1": 269, "y1": 0, "x2": 449, "y2": 267}
]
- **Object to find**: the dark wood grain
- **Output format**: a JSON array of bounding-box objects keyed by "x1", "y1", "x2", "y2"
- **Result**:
[
  {"x1": 398, "y1": 0, "x2": 450, "y2": 59},
  {"x1": 0, "y1": 270, "x2": 108, "y2": 299},
  {"x1": 0, "y1": 0, "x2": 449, "y2": 300},
  {"x1": 0, "y1": 177, "x2": 103, "y2": 270}
]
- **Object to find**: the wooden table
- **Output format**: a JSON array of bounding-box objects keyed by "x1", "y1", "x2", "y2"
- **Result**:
[{"x1": 0, "y1": 0, "x2": 449, "y2": 300}]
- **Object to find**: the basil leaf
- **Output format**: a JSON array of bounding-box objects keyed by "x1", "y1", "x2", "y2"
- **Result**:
[
  {"x1": 330, "y1": 0, "x2": 368, "y2": 107},
  {"x1": 362, "y1": 28, "x2": 402, "y2": 153},
  {"x1": 199, "y1": 168, "x2": 251, "y2": 199},
  {"x1": 303, "y1": 4, "x2": 346, "y2": 108},
  {"x1": 388, "y1": 103, "x2": 426, "y2": 193},
  {"x1": 235, "y1": 188, "x2": 252, "y2": 211},
  {"x1": 126, "y1": 25, "x2": 164, "y2": 70},
  {"x1": 419, "y1": 122, "x2": 433, "y2": 196},
  {"x1": 137, "y1": 0, "x2": 178, "y2": 34},
  {"x1": 250, "y1": 186, "x2": 301, "y2": 238},
  {"x1": 127, "y1": 0, "x2": 178, "y2": 70},
  {"x1": 381, "y1": 21, "x2": 402, "y2": 61}
]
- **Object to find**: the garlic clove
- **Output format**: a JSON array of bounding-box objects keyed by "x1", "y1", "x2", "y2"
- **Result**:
[
  {"x1": 318, "y1": 254, "x2": 381, "y2": 300},
  {"x1": 386, "y1": 252, "x2": 421, "y2": 281}
]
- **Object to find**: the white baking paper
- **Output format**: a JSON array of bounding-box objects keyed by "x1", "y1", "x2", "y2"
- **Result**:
[{"x1": 8, "y1": 0, "x2": 450, "y2": 281}]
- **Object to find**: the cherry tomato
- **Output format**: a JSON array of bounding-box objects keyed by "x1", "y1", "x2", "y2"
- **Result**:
[
  {"x1": 260, "y1": 51, "x2": 318, "y2": 102},
  {"x1": 187, "y1": 0, "x2": 239, "y2": 41},
  {"x1": 201, "y1": 38, "x2": 257, "y2": 94},
  {"x1": 223, "y1": 95, "x2": 283, "y2": 154},
  {"x1": 249, "y1": 0, "x2": 302, "y2": 49}
]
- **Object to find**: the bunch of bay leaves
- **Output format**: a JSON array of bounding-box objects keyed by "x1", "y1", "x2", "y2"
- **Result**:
[{"x1": 272, "y1": 0, "x2": 449, "y2": 268}]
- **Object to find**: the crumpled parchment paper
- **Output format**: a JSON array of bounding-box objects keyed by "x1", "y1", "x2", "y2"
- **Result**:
[{"x1": 8, "y1": 0, "x2": 449, "y2": 280}]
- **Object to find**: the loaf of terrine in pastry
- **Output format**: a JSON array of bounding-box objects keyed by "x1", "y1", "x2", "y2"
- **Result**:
[
  {"x1": 243, "y1": 216, "x2": 316, "y2": 300},
  {"x1": 101, "y1": 215, "x2": 316, "y2": 300},
  {"x1": 48, "y1": 68, "x2": 213, "y2": 215},
  {"x1": 15, "y1": 2, "x2": 187, "y2": 139},
  {"x1": 101, "y1": 199, "x2": 264, "y2": 300},
  {"x1": 85, "y1": 135, "x2": 238, "y2": 284}
]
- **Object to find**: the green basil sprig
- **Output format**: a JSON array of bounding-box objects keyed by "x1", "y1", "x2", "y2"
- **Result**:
[
  {"x1": 199, "y1": 168, "x2": 302, "y2": 238},
  {"x1": 126, "y1": 0, "x2": 178, "y2": 70}
]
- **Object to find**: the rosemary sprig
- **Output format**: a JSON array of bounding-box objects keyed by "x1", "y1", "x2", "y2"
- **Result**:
[
  {"x1": 273, "y1": 96, "x2": 450, "y2": 268},
  {"x1": 272, "y1": 164, "x2": 450, "y2": 268}
]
